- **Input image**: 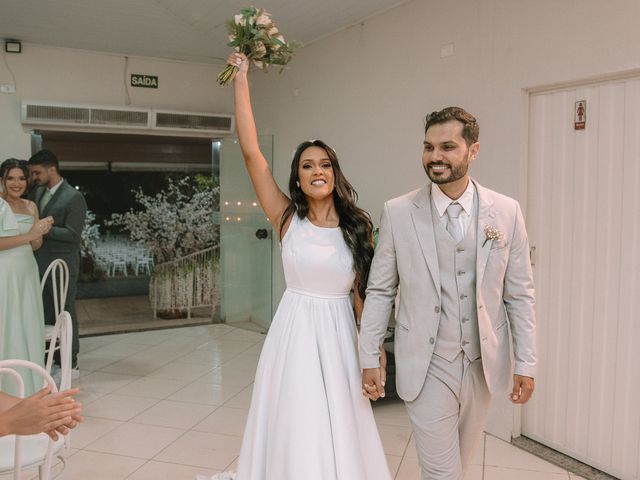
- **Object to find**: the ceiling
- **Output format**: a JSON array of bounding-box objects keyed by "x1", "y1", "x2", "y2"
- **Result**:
[{"x1": 0, "y1": 0, "x2": 409, "y2": 64}]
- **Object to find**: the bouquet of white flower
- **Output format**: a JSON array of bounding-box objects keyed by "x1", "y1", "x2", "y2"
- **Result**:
[{"x1": 217, "y1": 6, "x2": 299, "y2": 86}]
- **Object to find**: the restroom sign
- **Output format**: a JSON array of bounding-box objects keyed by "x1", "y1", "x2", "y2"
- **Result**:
[
  {"x1": 575, "y1": 100, "x2": 586, "y2": 130},
  {"x1": 131, "y1": 74, "x2": 158, "y2": 89}
]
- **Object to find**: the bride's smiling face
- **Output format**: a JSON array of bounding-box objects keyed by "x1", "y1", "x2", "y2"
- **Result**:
[
  {"x1": 297, "y1": 146, "x2": 335, "y2": 200},
  {"x1": 3, "y1": 167, "x2": 28, "y2": 199}
]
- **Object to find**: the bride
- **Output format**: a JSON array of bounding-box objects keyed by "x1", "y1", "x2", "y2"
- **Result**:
[{"x1": 200, "y1": 54, "x2": 391, "y2": 479}]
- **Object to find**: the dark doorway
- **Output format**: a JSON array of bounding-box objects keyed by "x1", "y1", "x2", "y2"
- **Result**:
[{"x1": 33, "y1": 131, "x2": 219, "y2": 335}]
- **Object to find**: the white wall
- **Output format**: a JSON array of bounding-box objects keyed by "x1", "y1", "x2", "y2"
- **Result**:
[
  {"x1": 0, "y1": 44, "x2": 233, "y2": 160},
  {"x1": 250, "y1": 0, "x2": 640, "y2": 439}
]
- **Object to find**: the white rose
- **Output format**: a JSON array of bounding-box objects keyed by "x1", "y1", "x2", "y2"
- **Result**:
[
  {"x1": 275, "y1": 34, "x2": 285, "y2": 43},
  {"x1": 254, "y1": 41, "x2": 267, "y2": 57},
  {"x1": 268, "y1": 26, "x2": 279, "y2": 36},
  {"x1": 256, "y1": 14, "x2": 271, "y2": 26},
  {"x1": 234, "y1": 14, "x2": 246, "y2": 26}
]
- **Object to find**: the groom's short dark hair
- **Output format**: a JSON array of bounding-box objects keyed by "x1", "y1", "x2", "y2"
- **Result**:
[
  {"x1": 424, "y1": 107, "x2": 479, "y2": 146},
  {"x1": 28, "y1": 149, "x2": 60, "y2": 171}
]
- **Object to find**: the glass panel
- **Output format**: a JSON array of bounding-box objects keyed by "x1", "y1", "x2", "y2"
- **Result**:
[{"x1": 217, "y1": 136, "x2": 273, "y2": 330}]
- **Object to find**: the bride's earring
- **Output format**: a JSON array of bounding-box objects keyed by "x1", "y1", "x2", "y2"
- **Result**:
[{"x1": 296, "y1": 180, "x2": 300, "y2": 188}]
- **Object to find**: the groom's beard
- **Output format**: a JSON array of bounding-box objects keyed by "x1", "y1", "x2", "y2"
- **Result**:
[{"x1": 424, "y1": 155, "x2": 471, "y2": 184}]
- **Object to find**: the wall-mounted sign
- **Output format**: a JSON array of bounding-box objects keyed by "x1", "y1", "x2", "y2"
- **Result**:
[
  {"x1": 575, "y1": 100, "x2": 586, "y2": 130},
  {"x1": 131, "y1": 74, "x2": 158, "y2": 89}
]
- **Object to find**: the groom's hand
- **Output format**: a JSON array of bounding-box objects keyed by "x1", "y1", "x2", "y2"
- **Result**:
[
  {"x1": 510, "y1": 375, "x2": 535, "y2": 404},
  {"x1": 362, "y1": 368, "x2": 385, "y2": 401}
]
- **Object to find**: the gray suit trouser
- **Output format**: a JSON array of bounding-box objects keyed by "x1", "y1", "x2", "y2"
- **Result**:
[{"x1": 405, "y1": 352, "x2": 491, "y2": 480}]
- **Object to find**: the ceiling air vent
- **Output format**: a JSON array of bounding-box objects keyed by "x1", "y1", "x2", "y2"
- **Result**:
[
  {"x1": 154, "y1": 111, "x2": 234, "y2": 133},
  {"x1": 91, "y1": 108, "x2": 149, "y2": 127},
  {"x1": 24, "y1": 104, "x2": 90, "y2": 125},
  {"x1": 22, "y1": 101, "x2": 234, "y2": 135}
]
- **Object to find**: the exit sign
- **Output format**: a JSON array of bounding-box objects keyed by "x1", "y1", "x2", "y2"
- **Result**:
[{"x1": 131, "y1": 74, "x2": 158, "y2": 89}]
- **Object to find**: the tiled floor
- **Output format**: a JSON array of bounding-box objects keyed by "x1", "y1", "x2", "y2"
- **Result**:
[{"x1": 4, "y1": 324, "x2": 584, "y2": 479}]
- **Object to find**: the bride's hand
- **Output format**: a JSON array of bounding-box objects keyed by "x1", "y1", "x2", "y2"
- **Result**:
[
  {"x1": 227, "y1": 53, "x2": 249, "y2": 79},
  {"x1": 29, "y1": 218, "x2": 52, "y2": 240}
]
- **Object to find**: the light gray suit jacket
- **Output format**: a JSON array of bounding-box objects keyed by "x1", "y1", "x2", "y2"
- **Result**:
[{"x1": 359, "y1": 180, "x2": 536, "y2": 401}]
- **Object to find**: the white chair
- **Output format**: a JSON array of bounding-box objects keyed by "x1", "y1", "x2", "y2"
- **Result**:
[
  {"x1": 0, "y1": 360, "x2": 67, "y2": 480},
  {"x1": 135, "y1": 251, "x2": 154, "y2": 275},
  {"x1": 39, "y1": 260, "x2": 71, "y2": 386},
  {"x1": 39, "y1": 259, "x2": 69, "y2": 321},
  {"x1": 45, "y1": 312, "x2": 73, "y2": 392},
  {"x1": 108, "y1": 253, "x2": 128, "y2": 277}
]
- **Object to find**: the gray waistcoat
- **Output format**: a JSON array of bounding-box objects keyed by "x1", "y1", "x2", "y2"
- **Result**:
[{"x1": 431, "y1": 198, "x2": 482, "y2": 362}]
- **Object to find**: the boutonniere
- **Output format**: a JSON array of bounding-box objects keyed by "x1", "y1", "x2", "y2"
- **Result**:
[{"x1": 483, "y1": 225, "x2": 504, "y2": 247}]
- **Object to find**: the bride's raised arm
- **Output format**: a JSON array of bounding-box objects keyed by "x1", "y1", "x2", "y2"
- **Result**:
[{"x1": 230, "y1": 53, "x2": 290, "y2": 235}]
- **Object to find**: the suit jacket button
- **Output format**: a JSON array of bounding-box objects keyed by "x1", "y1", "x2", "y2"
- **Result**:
[
  {"x1": 434, "y1": 306, "x2": 440, "y2": 313},
  {"x1": 429, "y1": 337, "x2": 435, "y2": 344}
]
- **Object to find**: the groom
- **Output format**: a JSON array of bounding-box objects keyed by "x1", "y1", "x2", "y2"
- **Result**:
[
  {"x1": 359, "y1": 107, "x2": 536, "y2": 479},
  {"x1": 29, "y1": 150, "x2": 87, "y2": 378}
]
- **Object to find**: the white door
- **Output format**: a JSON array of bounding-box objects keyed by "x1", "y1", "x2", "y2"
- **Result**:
[{"x1": 523, "y1": 75, "x2": 640, "y2": 479}]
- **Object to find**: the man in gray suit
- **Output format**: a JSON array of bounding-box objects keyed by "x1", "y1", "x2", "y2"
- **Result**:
[
  {"x1": 359, "y1": 107, "x2": 536, "y2": 479},
  {"x1": 29, "y1": 150, "x2": 87, "y2": 377}
]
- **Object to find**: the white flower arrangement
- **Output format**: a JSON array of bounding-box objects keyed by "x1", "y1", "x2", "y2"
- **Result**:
[
  {"x1": 217, "y1": 6, "x2": 300, "y2": 85},
  {"x1": 81, "y1": 209, "x2": 100, "y2": 259},
  {"x1": 106, "y1": 177, "x2": 219, "y2": 264},
  {"x1": 483, "y1": 225, "x2": 504, "y2": 247}
]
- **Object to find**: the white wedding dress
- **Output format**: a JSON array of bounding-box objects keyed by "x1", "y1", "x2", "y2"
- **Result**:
[{"x1": 200, "y1": 214, "x2": 391, "y2": 480}]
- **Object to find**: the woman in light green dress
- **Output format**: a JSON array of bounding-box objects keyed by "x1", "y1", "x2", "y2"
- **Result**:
[{"x1": 0, "y1": 159, "x2": 54, "y2": 396}]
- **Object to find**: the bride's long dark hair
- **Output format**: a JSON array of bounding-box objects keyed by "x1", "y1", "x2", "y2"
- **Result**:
[{"x1": 279, "y1": 140, "x2": 374, "y2": 299}]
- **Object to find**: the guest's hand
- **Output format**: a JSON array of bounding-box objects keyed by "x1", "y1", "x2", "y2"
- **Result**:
[
  {"x1": 2, "y1": 387, "x2": 83, "y2": 438},
  {"x1": 509, "y1": 375, "x2": 535, "y2": 404},
  {"x1": 227, "y1": 53, "x2": 249, "y2": 80}
]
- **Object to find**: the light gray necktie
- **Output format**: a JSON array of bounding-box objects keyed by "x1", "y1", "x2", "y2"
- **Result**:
[
  {"x1": 445, "y1": 202, "x2": 464, "y2": 243},
  {"x1": 40, "y1": 189, "x2": 53, "y2": 211}
]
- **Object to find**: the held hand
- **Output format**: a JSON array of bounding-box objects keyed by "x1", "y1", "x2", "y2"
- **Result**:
[
  {"x1": 509, "y1": 375, "x2": 535, "y2": 404},
  {"x1": 29, "y1": 217, "x2": 53, "y2": 240},
  {"x1": 227, "y1": 53, "x2": 249, "y2": 79},
  {"x1": 362, "y1": 367, "x2": 385, "y2": 401}
]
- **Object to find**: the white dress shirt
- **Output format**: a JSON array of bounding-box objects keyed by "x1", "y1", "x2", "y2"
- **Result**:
[
  {"x1": 431, "y1": 180, "x2": 476, "y2": 237},
  {"x1": 48, "y1": 178, "x2": 64, "y2": 196}
]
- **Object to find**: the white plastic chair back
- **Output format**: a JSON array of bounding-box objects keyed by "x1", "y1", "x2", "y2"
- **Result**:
[
  {"x1": 39, "y1": 259, "x2": 69, "y2": 321},
  {"x1": 44, "y1": 312, "x2": 73, "y2": 392},
  {"x1": 0, "y1": 360, "x2": 65, "y2": 480}
]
